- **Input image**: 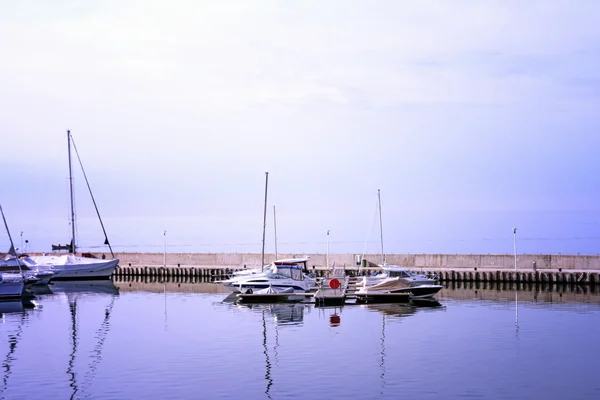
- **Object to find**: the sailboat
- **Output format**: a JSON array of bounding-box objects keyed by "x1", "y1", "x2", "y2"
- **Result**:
[
  {"x1": 356, "y1": 190, "x2": 443, "y2": 300},
  {"x1": 221, "y1": 173, "x2": 315, "y2": 297},
  {"x1": 29, "y1": 130, "x2": 119, "y2": 280}
]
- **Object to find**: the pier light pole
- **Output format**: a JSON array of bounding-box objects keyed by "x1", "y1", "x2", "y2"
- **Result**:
[
  {"x1": 20, "y1": 231, "x2": 23, "y2": 253},
  {"x1": 513, "y1": 228, "x2": 518, "y2": 271},
  {"x1": 163, "y1": 230, "x2": 167, "y2": 268},
  {"x1": 326, "y1": 230, "x2": 330, "y2": 269}
]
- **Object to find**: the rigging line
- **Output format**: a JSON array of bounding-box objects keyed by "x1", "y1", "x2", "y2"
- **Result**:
[
  {"x1": 362, "y1": 194, "x2": 380, "y2": 260},
  {"x1": 70, "y1": 136, "x2": 114, "y2": 258}
]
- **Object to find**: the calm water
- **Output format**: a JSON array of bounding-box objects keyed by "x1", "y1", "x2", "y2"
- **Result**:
[{"x1": 2, "y1": 280, "x2": 600, "y2": 400}]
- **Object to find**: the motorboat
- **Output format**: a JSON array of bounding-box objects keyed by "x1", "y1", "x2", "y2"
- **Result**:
[
  {"x1": 0, "y1": 255, "x2": 56, "y2": 285},
  {"x1": 362, "y1": 264, "x2": 439, "y2": 286},
  {"x1": 221, "y1": 257, "x2": 315, "y2": 294},
  {"x1": 356, "y1": 276, "x2": 443, "y2": 300}
]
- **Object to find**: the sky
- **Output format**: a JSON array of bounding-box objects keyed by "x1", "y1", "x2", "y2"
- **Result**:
[{"x1": 1, "y1": 0, "x2": 599, "y2": 255}]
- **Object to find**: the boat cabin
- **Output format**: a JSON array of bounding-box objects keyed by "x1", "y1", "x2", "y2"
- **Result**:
[{"x1": 268, "y1": 261, "x2": 308, "y2": 281}]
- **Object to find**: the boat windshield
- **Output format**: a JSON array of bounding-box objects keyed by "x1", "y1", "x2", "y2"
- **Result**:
[
  {"x1": 388, "y1": 269, "x2": 411, "y2": 278},
  {"x1": 267, "y1": 264, "x2": 304, "y2": 280}
]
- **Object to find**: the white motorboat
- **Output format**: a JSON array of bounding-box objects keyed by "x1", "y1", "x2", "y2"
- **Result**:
[
  {"x1": 32, "y1": 130, "x2": 119, "y2": 279},
  {"x1": 362, "y1": 265, "x2": 439, "y2": 286},
  {"x1": 356, "y1": 276, "x2": 443, "y2": 300},
  {"x1": 222, "y1": 257, "x2": 315, "y2": 294},
  {"x1": 0, "y1": 255, "x2": 56, "y2": 285}
]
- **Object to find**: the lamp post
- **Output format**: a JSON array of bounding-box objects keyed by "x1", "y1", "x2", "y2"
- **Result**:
[
  {"x1": 513, "y1": 228, "x2": 518, "y2": 272},
  {"x1": 20, "y1": 231, "x2": 23, "y2": 254},
  {"x1": 326, "y1": 230, "x2": 330, "y2": 269},
  {"x1": 163, "y1": 230, "x2": 167, "y2": 268}
]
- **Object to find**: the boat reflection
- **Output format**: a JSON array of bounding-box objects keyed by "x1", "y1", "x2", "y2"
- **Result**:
[
  {"x1": 230, "y1": 303, "x2": 306, "y2": 398},
  {"x1": 48, "y1": 280, "x2": 120, "y2": 296},
  {"x1": 25, "y1": 279, "x2": 119, "y2": 400},
  {"x1": 361, "y1": 299, "x2": 445, "y2": 318},
  {"x1": 0, "y1": 298, "x2": 38, "y2": 316},
  {"x1": 235, "y1": 303, "x2": 305, "y2": 327}
]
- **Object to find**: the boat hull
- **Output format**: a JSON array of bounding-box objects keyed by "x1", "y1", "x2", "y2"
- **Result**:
[
  {"x1": 401, "y1": 285, "x2": 444, "y2": 299},
  {"x1": 0, "y1": 280, "x2": 24, "y2": 299}
]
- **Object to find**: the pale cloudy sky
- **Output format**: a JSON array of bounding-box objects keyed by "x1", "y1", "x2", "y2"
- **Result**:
[{"x1": 1, "y1": 1, "x2": 599, "y2": 255}]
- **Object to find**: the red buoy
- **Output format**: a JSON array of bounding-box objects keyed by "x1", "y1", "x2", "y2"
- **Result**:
[{"x1": 329, "y1": 278, "x2": 340, "y2": 289}]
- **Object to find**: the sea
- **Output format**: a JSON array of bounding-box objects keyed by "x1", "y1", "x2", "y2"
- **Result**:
[{"x1": 1, "y1": 279, "x2": 599, "y2": 400}]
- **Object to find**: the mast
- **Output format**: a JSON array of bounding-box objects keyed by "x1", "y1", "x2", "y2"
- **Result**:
[
  {"x1": 261, "y1": 172, "x2": 269, "y2": 268},
  {"x1": 273, "y1": 205, "x2": 278, "y2": 260},
  {"x1": 378, "y1": 189, "x2": 385, "y2": 265},
  {"x1": 67, "y1": 130, "x2": 76, "y2": 254}
]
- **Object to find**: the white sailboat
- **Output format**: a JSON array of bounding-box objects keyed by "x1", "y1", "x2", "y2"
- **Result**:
[
  {"x1": 356, "y1": 190, "x2": 443, "y2": 300},
  {"x1": 29, "y1": 130, "x2": 119, "y2": 279},
  {"x1": 221, "y1": 173, "x2": 315, "y2": 298}
]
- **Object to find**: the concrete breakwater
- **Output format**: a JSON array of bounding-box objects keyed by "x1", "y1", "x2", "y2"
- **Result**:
[{"x1": 111, "y1": 252, "x2": 600, "y2": 271}]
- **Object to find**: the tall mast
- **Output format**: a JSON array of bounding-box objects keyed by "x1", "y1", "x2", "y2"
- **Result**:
[
  {"x1": 261, "y1": 172, "x2": 269, "y2": 268},
  {"x1": 378, "y1": 189, "x2": 384, "y2": 265},
  {"x1": 67, "y1": 130, "x2": 76, "y2": 254}
]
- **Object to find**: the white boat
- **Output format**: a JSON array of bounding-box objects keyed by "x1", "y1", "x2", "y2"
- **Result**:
[
  {"x1": 222, "y1": 257, "x2": 315, "y2": 294},
  {"x1": 222, "y1": 174, "x2": 315, "y2": 295},
  {"x1": 0, "y1": 273, "x2": 24, "y2": 300},
  {"x1": 30, "y1": 254, "x2": 118, "y2": 280},
  {"x1": 29, "y1": 130, "x2": 119, "y2": 280},
  {"x1": 362, "y1": 265, "x2": 438, "y2": 286},
  {"x1": 356, "y1": 276, "x2": 443, "y2": 300},
  {"x1": 0, "y1": 255, "x2": 56, "y2": 285}
]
